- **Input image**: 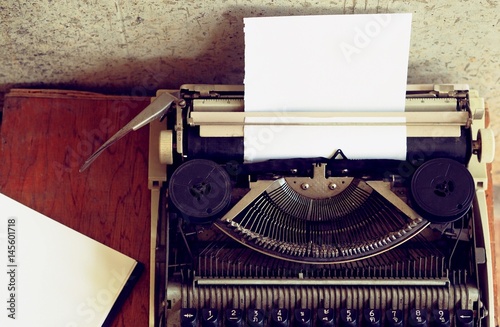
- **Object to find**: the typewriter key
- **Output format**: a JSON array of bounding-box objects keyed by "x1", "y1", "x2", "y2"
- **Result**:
[
  {"x1": 385, "y1": 310, "x2": 403, "y2": 327},
  {"x1": 272, "y1": 308, "x2": 290, "y2": 327},
  {"x1": 201, "y1": 308, "x2": 220, "y2": 327},
  {"x1": 317, "y1": 308, "x2": 335, "y2": 327},
  {"x1": 180, "y1": 308, "x2": 198, "y2": 327},
  {"x1": 410, "y1": 158, "x2": 475, "y2": 223},
  {"x1": 409, "y1": 309, "x2": 428, "y2": 327},
  {"x1": 294, "y1": 308, "x2": 312, "y2": 327},
  {"x1": 431, "y1": 310, "x2": 450, "y2": 327},
  {"x1": 169, "y1": 159, "x2": 232, "y2": 223},
  {"x1": 363, "y1": 309, "x2": 381, "y2": 327},
  {"x1": 226, "y1": 308, "x2": 244, "y2": 327},
  {"x1": 455, "y1": 310, "x2": 474, "y2": 327},
  {"x1": 340, "y1": 309, "x2": 358, "y2": 327},
  {"x1": 247, "y1": 308, "x2": 265, "y2": 327}
]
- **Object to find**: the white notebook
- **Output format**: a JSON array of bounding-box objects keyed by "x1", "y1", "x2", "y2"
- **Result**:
[{"x1": 0, "y1": 193, "x2": 142, "y2": 327}]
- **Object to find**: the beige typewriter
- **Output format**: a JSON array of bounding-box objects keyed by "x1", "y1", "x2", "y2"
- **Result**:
[{"x1": 82, "y1": 84, "x2": 496, "y2": 327}]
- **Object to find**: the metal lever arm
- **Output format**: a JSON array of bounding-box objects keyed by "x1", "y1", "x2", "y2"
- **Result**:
[{"x1": 79, "y1": 92, "x2": 179, "y2": 172}]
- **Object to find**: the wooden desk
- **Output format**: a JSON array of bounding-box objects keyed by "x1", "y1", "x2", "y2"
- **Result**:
[
  {"x1": 1, "y1": 89, "x2": 497, "y2": 327},
  {"x1": 0, "y1": 89, "x2": 151, "y2": 327}
]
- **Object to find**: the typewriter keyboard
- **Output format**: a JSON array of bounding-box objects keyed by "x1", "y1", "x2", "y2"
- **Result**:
[{"x1": 179, "y1": 308, "x2": 475, "y2": 327}]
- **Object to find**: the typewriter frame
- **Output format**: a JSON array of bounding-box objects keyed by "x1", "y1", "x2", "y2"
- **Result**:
[{"x1": 146, "y1": 84, "x2": 495, "y2": 327}]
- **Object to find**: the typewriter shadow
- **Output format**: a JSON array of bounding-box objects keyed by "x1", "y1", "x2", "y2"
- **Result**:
[
  {"x1": 52, "y1": 5, "x2": 360, "y2": 92},
  {"x1": 0, "y1": 5, "x2": 341, "y2": 126},
  {"x1": 0, "y1": 5, "x2": 401, "y2": 99},
  {"x1": 65, "y1": 6, "x2": 351, "y2": 93}
]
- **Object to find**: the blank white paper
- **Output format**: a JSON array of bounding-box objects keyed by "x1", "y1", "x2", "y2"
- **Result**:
[
  {"x1": 0, "y1": 194, "x2": 138, "y2": 327},
  {"x1": 244, "y1": 116, "x2": 407, "y2": 162},
  {"x1": 243, "y1": 13, "x2": 412, "y2": 162}
]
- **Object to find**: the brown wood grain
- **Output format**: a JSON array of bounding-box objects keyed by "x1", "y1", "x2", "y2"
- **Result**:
[
  {"x1": 1, "y1": 89, "x2": 497, "y2": 327},
  {"x1": 0, "y1": 89, "x2": 152, "y2": 327}
]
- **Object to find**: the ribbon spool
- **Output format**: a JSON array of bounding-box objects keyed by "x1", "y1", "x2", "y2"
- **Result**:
[
  {"x1": 169, "y1": 159, "x2": 232, "y2": 223},
  {"x1": 411, "y1": 158, "x2": 475, "y2": 223}
]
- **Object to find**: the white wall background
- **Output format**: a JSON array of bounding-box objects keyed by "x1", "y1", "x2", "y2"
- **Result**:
[{"x1": 1, "y1": 0, "x2": 499, "y2": 215}]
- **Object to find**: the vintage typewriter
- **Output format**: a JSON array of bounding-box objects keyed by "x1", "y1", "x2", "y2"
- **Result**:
[{"x1": 81, "y1": 84, "x2": 496, "y2": 327}]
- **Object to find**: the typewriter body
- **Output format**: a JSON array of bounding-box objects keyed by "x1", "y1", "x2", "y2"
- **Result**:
[
  {"x1": 80, "y1": 83, "x2": 494, "y2": 327},
  {"x1": 142, "y1": 83, "x2": 496, "y2": 327}
]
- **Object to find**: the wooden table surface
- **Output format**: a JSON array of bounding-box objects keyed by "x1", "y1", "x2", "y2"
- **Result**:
[
  {"x1": 0, "y1": 89, "x2": 497, "y2": 327},
  {"x1": 0, "y1": 89, "x2": 152, "y2": 327}
]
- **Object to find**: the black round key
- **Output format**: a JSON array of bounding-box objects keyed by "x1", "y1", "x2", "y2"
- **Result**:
[
  {"x1": 294, "y1": 308, "x2": 312, "y2": 327},
  {"x1": 226, "y1": 308, "x2": 243, "y2": 327},
  {"x1": 317, "y1": 308, "x2": 335, "y2": 327},
  {"x1": 201, "y1": 308, "x2": 219, "y2": 327},
  {"x1": 340, "y1": 309, "x2": 358, "y2": 327},
  {"x1": 272, "y1": 308, "x2": 290, "y2": 327},
  {"x1": 385, "y1": 309, "x2": 403, "y2": 327},
  {"x1": 455, "y1": 310, "x2": 474, "y2": 327},
  {"x1": 180, "y1": 308, "x2": 198, "y2": 327},
  {"x1": 247, "y1": 309, "x2": 265, "y2": 327},
  {"x1": 363, "y1": 309, "x2": 381, "y2": 327},
  {"x1": 432, "y1": 310, "x2": 450, "y2": 327},
  {"x1": 409, "y1": 309, "x2": 428, "y2": 327}
]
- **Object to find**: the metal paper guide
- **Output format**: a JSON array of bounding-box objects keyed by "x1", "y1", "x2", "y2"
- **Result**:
[{"x1": 243, "y1": 14, "x2": 412, "y2": 162}]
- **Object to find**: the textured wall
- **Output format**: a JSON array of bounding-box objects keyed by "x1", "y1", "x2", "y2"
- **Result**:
[{"x1": 1, "y1": 0, "x2": 499, "y2": 214}]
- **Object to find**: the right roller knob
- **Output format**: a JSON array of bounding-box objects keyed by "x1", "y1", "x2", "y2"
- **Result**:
[
  {"x1": 477, "y1": 128, "x2": 495, "y2": 163},
  {"x1": 159, "y1": 130, "x2": 174, "y2": 165}
]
